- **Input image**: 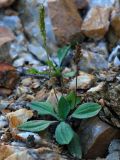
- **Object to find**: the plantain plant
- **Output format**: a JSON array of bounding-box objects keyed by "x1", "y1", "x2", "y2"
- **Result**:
[{"x1": 18, "y1": 91, "x2": 102, "y2": 159}]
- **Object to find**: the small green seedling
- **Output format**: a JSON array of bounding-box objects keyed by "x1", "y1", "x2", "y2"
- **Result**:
[{"x1": 18, "y1": 91, "x2": 102, "y2": 159}]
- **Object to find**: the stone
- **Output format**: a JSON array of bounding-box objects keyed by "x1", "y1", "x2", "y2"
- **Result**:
[
  {"x1": 87, "y1": 82, "x2": 105, "y2": 93},
  {"x1": 0, "y1": 115, "x2": 8, "y2": 129},
  {"x1": 0, "y1": 145, "x2": 25, "y2": 160},
  {"x1": 106, "y1": 151, "x2": 120, "y2": 160},
  {"x1": 78, "y1": 117, "x2": 120, "y2": 159},
  {"x1": 82, "y1": 41, "x2": 109, "y2": 58},
  {"x1": 6, "y1": 109, "x2": 33, "y2": 128},
  {"x1": 79, "y1": 49, "x2": 108, "y2": 72},
  {"x1": 74, "y1": 0, "x2": 88, "y2": 10},
  {"x1": 81, "y1": 7, "x2": 111, "y2": 40},
  {"x1": 88, "y1": 0, "x2": 116, "y2": 8},
  {"x1": 0, "y1": 27, "x2": 15, "y2": 47},
  {"x1": 0, "y1": 0, "x2": 15, "y2": 8},
  {"x1": 0, "y1": 27, "x2": 15, "y2": 63},
  {"x1": 48, "y1": 0, "x2": 82, "y2": 45},
  {"x1": 108, "y1": 45, "x2": 120, "y2": 67},
  {"x1": 108, "y1": 139, "x2": 120, "y2": 154},
  {"x1": 69, "y1": 71, "x2": 95, "y2": 90},
  {"x1": 0, "y1": 63, "x2": 19, "y2": 90},
  {"x1": 111, "y1": 9, "x2": 120, "y2": 38}
]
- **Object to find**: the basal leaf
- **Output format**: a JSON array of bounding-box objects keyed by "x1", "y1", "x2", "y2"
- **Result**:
[
  {"x1": 71, "y1": 102, "x2": 102, "y2": 119},
  {"x1": 57, "y1": 45, "x2": 71, "y2": 66},
  {"x1": 58, "y1": 96, "x2": 70, "y2": 120},
  {"x1": 18, "y1": 120, "x2": 56, "y2": 132},
  {"x1": 55, "y1": 122, "x2": 74, "y2": 145},
  {"x1": 67, "y1": 133, "x2": 82, "y2": 159},
  {"x1": 63, "y1": 71, "x2": 76, "y2": 78},
  {"x1": 66, "y1": 92, "x2": 81, "y2": 110},
  {"x1": 28, "y1": 101, "x2": 58, "y2": 119}
]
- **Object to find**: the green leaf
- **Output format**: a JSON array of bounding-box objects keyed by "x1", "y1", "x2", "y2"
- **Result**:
[
  {"x1": 57, "y1": 45, "x2": 71, "y2": 66},
  {"x1": 66, "y1": 92, "x2": 81, "y2": 110},
  {"x1": 28, "y1": 101, "x2": 58, "y2": 119},
  {"x1": 26, "y1": 68, "x2": 49, "y2": 75},
  {"x1": 46, "y1": 60, "x2": 56, "y2": 69},
  {"x1": 58, "y1": 96, "x2": 70, "y2": 120},
  {"x1": 71, "y1": 103, "x2": 102, "y2": 119},
  {"x1": 55, "y1": 122, "x2": 74, "y2": 145},
  {"x1": 63, "y1": 71, "x2": 76, "y2": 78},
  {"x1": 67, "y1": 133, "x2": 82, "y2": 159},
  {"x1": 18, "y1": 120, "x2": 56, "y2": 132}
]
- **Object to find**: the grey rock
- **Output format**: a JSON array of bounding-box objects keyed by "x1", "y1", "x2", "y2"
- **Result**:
[
  {"x1": 0, "y1": 16, "x2": 22, "y2": 34},
  {"x1": 106, "y1": 151, "x2": 120, "y2": 160},
  {"x1": 0, "y1": 115, "x2": 8, "y2": 129},
  {"x1": 88, "y1": 0, "x2": 116, "y2": 8},
  {"x1": 28, "y1": 44, "x2": 47, "y2": 62},
  {"x1": 108, "y1": 45, "x2": 120, "y2": 66},
  {"x1": 108, "y1": 139, "x2": 120, "y2": 154},
  {"x1": 79, "y1": 49, "x2": 108, "y2": 72}
]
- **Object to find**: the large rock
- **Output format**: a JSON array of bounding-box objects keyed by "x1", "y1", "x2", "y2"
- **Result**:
[
  {"x1": 0, "y1": 27, "x2": 15, "y2": 63},
  {"x1": 0, "y1": 63, "x2": 19, "y2": 96},
  {"x1": 88, "y1": 0, "x2": 116, "y2": 8},
  {"x1": 0, "y1": 0, "x2": 15, "y2": 8},
  {"x1": 78, "y1": 117, "x2": 120, "y2": 159},
  {"x1": 81, "y1": 7, "x2": 111, "y2": 40},
  {"x1": 79, "y1": 49, "x2": 108, "y2": 72},
  {"x1": 74, "y1": 0, "x2": 88, "y2": 9},
  {"x1": 111, "y1": 9, "x2": 120, "y2": 38},
  {"x1": 48, "y1": 0, "x2": 82, "y2": 45}
]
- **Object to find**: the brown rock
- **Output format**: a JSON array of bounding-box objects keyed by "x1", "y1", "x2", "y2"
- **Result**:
[
  {"x1": 81, "y1": 7, "x2": 111, "y2": 40},
  {"x1": 7, "y1": 109, "x2": 33, "y2": 128},
  {"x1": 79, "y1": 117, "x2": 120, "y2": 159},
  {"x1": 0, "y1": 145, "x2": 25, "y2": 160},
  {"x1": 0, "y1": 63, "x2": 19, "y2": 93},
  {"x1": 111, "y1": 9, "x2": 120, "y2": 37},
  {"x1": 0, "y1": 27, "x2": 15, "y2": 63},
  {"x1": 74, "y1": 0, "x2": 88, "y2": 9},
  {"x1": 0, "y1": 0, "x2": 15, "y2": 8},
  {"x1": 0, "y1": 27, "x2": 15, "y2": 47},
  {"x1": 48, "y1": 0, "x2": 82, "y2": 45}
]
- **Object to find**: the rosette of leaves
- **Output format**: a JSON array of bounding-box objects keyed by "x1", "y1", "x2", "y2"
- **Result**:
[{"x1": 18, "y1": 92, "x2": 102, "y2": 159}]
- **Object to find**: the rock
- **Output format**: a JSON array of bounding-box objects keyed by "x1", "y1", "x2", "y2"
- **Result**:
[
  {"x1": 87, "y1": 82, "x2": 105, "y2": 93},
  {"x1": 108, "y1": 45, "x2": 120, "y2": 67},
  {"x1": 106, "y1": 151, "x2": 120, "y2": 160},
  {"x1": 79, "y1": 49, "x2": 108, "y2": 72},
  {"x1": 0, "y1": 0, "x2": 15, "y2": 8},
  {"x1": 28, "y1": 44, "x2": 47, "y2": 62},
  {"x1": 0, "y1": 27, "x2": 15, "y2": 63},
  {"x1": 0, "y1": 88, "x2": 12, "y2": 96},
  {"x1": 0, "y1": 16, "x2": 22, "y2": 34},
  {"x1": 0, "y1": 26, "x2": 15, "y2": 47},
  {"x1": 48, "y1": 0, "x2": 82, "y2": 45},
  {"x1": 0, "y1": 115, "x2": 8, "y2": 129},
  {"x1": 81, "y1": 7, "x2": 111, "y2": 40},
  {"x1": 0, "y1": 145, "x2": 25, "y2": 160},
  {"x1": 0, "y1": 63, "x2": 19, "y2": 90},
  {"x1": 74, "y1": 0, "x2": 88, "y2": 10},
  {"x1": 111, "y1": 9, "x2": 120, "y2": 38},
  {"x1": 108, "y1": 139, "x2": 120, "y2": 154},
  {"x1": 6, "y1": 109, "x2": 33, "y2": 128},
  {"x1": 106, "y1": 139, "x2": 120, "y2": 160},
  {"x1": 88, "y1": 0, "x2": 116, "y2": 8},
  {"x1": 78, "y1": 117, "x2": 120, "y2": 159},
  {"x1": 0, "y1": 100, "x2": 9, "y2": 111},
  {"x1": 13, "y1": 53, "x2": 40, "y2": 67},
  {"x1": 82, "y1": 41, "x2": 109, "y2": 58},
  {"x1": 21, "y1": 78, "x2": 32, "y2": 87},
  {"x1": 69, "y1": 71, "x2": 95, "y2": 90}
]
